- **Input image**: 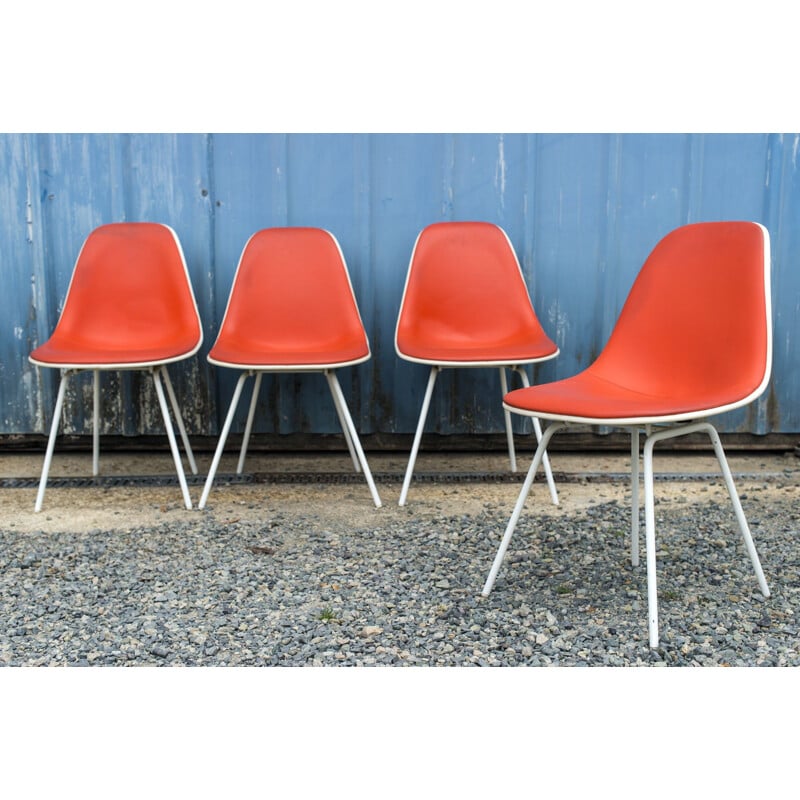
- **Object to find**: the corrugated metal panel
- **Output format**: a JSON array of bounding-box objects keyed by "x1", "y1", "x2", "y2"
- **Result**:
[{"x1": 1, "y1": 133, "x2": 798, "y2": 440}]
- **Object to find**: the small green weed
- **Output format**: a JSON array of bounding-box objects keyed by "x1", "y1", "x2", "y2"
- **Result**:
[{"x1": 319, "y1": 606, "x2": 338, "y2": 622}]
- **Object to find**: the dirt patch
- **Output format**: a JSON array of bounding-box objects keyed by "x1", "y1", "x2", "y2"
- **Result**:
[
  {"x1": 4, "y1": 466, "x2": 796, "y2": 536},
  {"x1": 2, "y1": 447, "x2": 796, "y2": 534}
]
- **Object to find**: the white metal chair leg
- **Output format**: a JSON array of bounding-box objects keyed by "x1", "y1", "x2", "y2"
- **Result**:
[
  {"x1": 631, "y1": 427, "x2": 640, "y2": 567},
  {"x1": 160, "y1": 365, "x2": 198, "y2": 475},
  {"x1": 92, "y1": 369, "x2": 100, "y2": 476},
  {"x1": 642, "y1": 421, "x2": 771, "y2": 649},
  {"x1": 326, "y1": 371, "x2": 382, "y2": 508},
  {"x1": 199, "y1": 371, "x2": 249, "y2": 509},
  {"x1": 237, "y1": 371, "x2": 262, "y2": 474},
  {"x1": 703, "y1": 423, "x2": 770, "y2": 597},
  {"x1": 499, "y1": 368, "x2": 517, "y2": 472},
  {"x1": 642, "y1": 433, "x2": 661, "y2": 648},
  {"x1": 513, "y1": 367, "x2": 559, "y2": 506},
  {"x1": 152, "y1": 368, "x2": 193, "y2": 510},
  {"x1": 398, "y1": 365, "x2": 439, "y2": 506},
  {"x1": 35, "y1": 371, "x2": 70, "y2": 512},
  {"x1": 327, "y1": 371, "x2": 361, "y2": 473},
  {"x1": 482, "y1": 422, "x2": 566, "y2": 596}
]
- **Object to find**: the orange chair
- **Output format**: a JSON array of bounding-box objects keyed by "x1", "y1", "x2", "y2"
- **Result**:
[
  {"x1": 395, "y1": 221, "x2": 559, "y2": 506},
  {"x1": 482, "y1": 221, "x2": 772, "y2": 649},
  {"x1": 198, "y1": 227, "x2": 381, "y2": 509},
  {"x1": 29, "y1": 222, "x2": 203, "y2": 511}
]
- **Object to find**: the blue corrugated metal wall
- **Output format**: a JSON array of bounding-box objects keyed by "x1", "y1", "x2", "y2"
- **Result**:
[{"x1": 1, "y1": 133, "x2": 798, "y2": 440}]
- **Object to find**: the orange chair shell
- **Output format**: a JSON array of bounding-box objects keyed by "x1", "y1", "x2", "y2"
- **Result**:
[
  {"x1": 396, "y1": 221, "x2": 558, "y2": 365},
  {"x1": 209, "y1": 227, "x2": 370, "y2": 370},
  {"x1": 30, "y1": 222, "x2": 202, "y2": 368},
  {"x1": 504, "y1": 221, "x2": 770, "y2": 424}
]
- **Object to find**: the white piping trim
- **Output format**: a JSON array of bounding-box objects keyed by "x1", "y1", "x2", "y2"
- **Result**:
[
  {"x1": 397, "y1": 352, "x2": 559, "y2": 368},
  {"x1": 207, "y1": 353, "x2": 372, "y2": 372}
]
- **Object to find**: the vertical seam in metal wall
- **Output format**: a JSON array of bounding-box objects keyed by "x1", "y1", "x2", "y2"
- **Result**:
[
  {"x1": 601, "y1": 133, "x2": 622, "y2": 346},
  {"x1": 596, "y1": 133, "x2": 623, "y2": 437},
  {"x1": 438, "y1": 134, "x2": 457, "y2": 431},
  {"x1": 108, "y1": 134, "x2": 126, "y2": 222},
  {"x1": 758, "y1": 133, "x2": 785, "y2": 435},
  {"x1": 522, "y1": 133, "x2": 539, "y2": 388},
  {"x1": 25, "y1": 133, "x2": 52, "y2": 434},
  {"x1": 277, "y1": 134, "x2": 292, "y2": 433},
  {"x1": 106, "y1": 134, "x2": 124, "y2": 434},
  {"x1": 355, "y1": 133, "x2": 373, "y2": 434},
  {"x1": 685, "y1": 133, "x2": 705, "y2": 224},
  {"x1": 204, "y1": 132, "x2": 220, "y2": 434},
  {"x1": 443, "y1": 133, "x2": 456, "y2": 220}
]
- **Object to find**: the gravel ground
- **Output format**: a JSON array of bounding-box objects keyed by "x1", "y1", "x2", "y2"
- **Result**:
[{"x1": 1, "y1": 460, "x2": 798, "y2": 667}]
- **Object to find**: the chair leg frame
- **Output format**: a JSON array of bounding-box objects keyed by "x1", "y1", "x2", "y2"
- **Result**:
[
  {"x1": 483, "y1": 419, "x2": 771, "y2": 650},
  {"x1": 151, "y1": 367, "x2": 193, "y2": 510},
  {"x1": 631, "y1": 428, "x2": 640, "y2": 567},
  {"x1": 398, "y1": 365, "x2": 440, "y2": 506},
  {"x1": 199, "y1": 370, "x2": 251, "y2": 509},
  {"x1": 399, "y1": 364, "x2": 559, "y2": 506},
  {"x1": 499, "y1": 367, "x2": 516, "y2": 472},
  {"x1": 232, "y1": 371, "x2": 361, "y2": 477},
  {"x1": 200, "y1": 369, "x2": 382, "y2": 510},
  {"x1": 327, "y1": 374, "x2": 361, "y2": 473},
  {"x1": 92, "y1": 370, "x2": 100, "y2": 476},
  {"x1": 160, "y1": 365, "x2": 198, "y2": 476},
  {"x1": 237, "y1": 371, "x2": 262, "y2": 474},
  {"x1": 325, "y1": 370, "x2": 382, "y2": 508},
  {"x1": 35, "y1": 369, "x2": 72, "y2": 512},
  {"x1": 482, "y1": 422, "x2": 566, "y2": 596},
  {"x1": 35, "y1": 366, "x2": 196, "y2": 512}
]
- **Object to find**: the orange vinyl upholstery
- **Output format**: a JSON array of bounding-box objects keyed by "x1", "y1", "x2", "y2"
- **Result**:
[
  {"x1": 396, "y1": 221, "x2": 558, "y2": 365},
  {"x1": 504, "y1": 221, "x2": 770, "y2": 423},
  {"x1": 30, "y1": 222, "x2": 201, "y2": 367},
  {"x1": 209, "y1": 227, "x2": 370, "y2": 369}
]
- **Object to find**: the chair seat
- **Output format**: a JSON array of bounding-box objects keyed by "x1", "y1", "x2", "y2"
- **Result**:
[
  {"x1": 208, "y1": 337, "x2": 370, "y2": 369},
  {"x1": 398, "y1": 336, "x2": 558, "y2": 366},
  {"x1": 30, "y1": 336, "x2": 200, "y2": 368},
  {"x1": 504, "y1": 369, "x2": 744, "y2": 424}
]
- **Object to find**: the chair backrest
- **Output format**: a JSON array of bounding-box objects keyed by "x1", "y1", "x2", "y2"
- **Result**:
[
  {"x1": 211, "y1": 227, "x2": 370, "y2": 367},
  {"x1": 591, "y1": 221, "x2": 771, "y2": 414},
  {"x1": 42, "y1": 222, "x2": 202, "y2": 364},
  {"x1": 395, "y1": 221, "x2": 555, "y2": 363}
]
